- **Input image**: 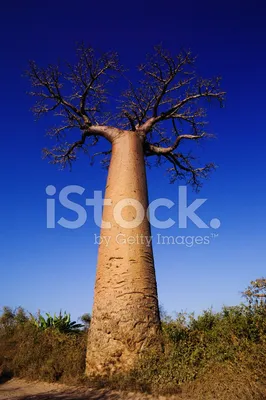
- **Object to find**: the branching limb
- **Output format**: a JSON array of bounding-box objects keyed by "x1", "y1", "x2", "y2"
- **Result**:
[
  {"x1": 145, "y1": 133, "x2": 209, "y2": 155},
  {"x1": 43, "y1": 131, "x2": 93, "y2": 168},
  {"x1": 120, "y1": 45, "x2": 225, "y2": 141},
  {"x1": 27, "y1": 44, "x2": 121, "y2": 128},
  {"x1": 27, "y1": 43, "x2": 224, "y2": 186},
  {"x1": 162, "y1": 152, "x2": 215, "y2": 191},
  {"x1": 26, "y1": 43, "x2": 123, "y2": 166},
  {"x1": 90, "y1": 149, "x2": 112, "y2": 168},
  {"x1": 42, "y1": 125, "x2": 121, "y2": 168}
]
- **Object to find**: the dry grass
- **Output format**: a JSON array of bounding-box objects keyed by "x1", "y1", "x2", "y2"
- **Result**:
[
  {"x1": 0, "y1": 323, "x2": 87, "y2": 384},
  {"x1": 1, "y1": 302, "x2": 266, "y2": 399}
]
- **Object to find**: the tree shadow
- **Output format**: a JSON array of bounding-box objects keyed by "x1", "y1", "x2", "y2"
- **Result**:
[{"x1": 0, "y1": 369, "x2": 13, "y2": 384}]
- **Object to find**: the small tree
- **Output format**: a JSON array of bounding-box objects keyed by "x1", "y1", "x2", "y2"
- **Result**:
[
  {"x1": 80, "y1": 313, "x2": 91, "y2": 330},
  {"x1": 243, "y1": 278, "x2": 266, "y2": 306},
  {"x1": 0, "y1": 306, "x2": 15, "y2": 326},
  {"x1": 0, "y1": 306, "x2": 28, "y2": 326},
  {"x1": 27, "y1": 44, "x2": 224, "y2": 375},
  {"x1": 14, "y1": 307, "x2": 28, "y2": 324}
]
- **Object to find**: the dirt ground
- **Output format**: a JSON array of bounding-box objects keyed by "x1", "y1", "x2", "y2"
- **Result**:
[{"x1": 0, "y1": 378, "x2": 181, "y2": 400}]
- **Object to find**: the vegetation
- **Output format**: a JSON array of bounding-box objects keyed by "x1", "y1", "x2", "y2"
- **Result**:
[
  {"x1": 1, "y1": 279, "x2": 266, "y2": 399},
  {"x1": 0, "y1": 308, "x2": 86, "y2": 383},
  {"x1": 32, "y1": 311, "x2": 84, "y2": 334},
  {"x1": 79, "y1": 313, "x2": 91, "y2": 330}
]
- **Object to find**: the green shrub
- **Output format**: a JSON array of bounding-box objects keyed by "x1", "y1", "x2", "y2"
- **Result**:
[{"x1": 32, "y1": 311, "x2": 84, "y2": 334}]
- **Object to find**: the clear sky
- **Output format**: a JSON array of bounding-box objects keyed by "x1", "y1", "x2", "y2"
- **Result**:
[{"x1": 0, "y1": 0, "x2": 265, "y2": 321}]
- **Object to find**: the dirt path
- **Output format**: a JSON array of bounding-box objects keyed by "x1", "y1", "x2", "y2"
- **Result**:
[{"x1": 0, "y1": 378, "x2": 180, "y2": 400}]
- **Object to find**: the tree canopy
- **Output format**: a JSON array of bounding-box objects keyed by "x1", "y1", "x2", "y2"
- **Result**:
[{"x1": 27, "y1": 44, "x2": 225, "y2": 190}]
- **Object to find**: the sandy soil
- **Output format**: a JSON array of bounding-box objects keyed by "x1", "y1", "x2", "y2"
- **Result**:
[{"x1": 0, "y1": 378, "x2": 180, "y2": 400}]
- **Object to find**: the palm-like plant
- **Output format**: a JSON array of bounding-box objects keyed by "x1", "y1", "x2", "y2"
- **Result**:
[{"x1": 33, "y1": 311, "x2": 83, "y2": 334}]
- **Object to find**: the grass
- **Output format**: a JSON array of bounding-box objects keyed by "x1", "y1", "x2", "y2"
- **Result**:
[{"x1": 1, "y1": 279, "x2": 266, "y2": 399}]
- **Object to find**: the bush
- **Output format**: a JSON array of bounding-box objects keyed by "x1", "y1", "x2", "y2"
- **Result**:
[
  {"x1": 0, "y1": 307, "x2": 87, "y2": 383},
  {"x1": 1, "y1": 279, "x2": 266, "y2": 399},
  {"x1": 0, "y1": 321, "x2": 87, "y2": 383}
]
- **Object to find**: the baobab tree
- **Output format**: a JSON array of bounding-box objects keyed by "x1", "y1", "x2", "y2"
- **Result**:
[{"x1": 27, "y1": 44, "x2": 225, "y2": 375}]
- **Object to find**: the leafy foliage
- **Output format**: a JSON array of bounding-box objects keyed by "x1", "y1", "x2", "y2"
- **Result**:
[{"x1": 32, "y1": 311, "x2": 84, "y2": 334}]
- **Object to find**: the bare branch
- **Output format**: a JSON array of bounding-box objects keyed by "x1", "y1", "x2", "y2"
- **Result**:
[
  {"x1": 90, "y1": 149, "x2": 112, "y2": 168},
  {"x1": 43, "y1": 131, "x2": 92, "y2": 168},
  {"x1": 27, "y1": 43, "x2": 224, "y2": 188},
  {"x1": 162, "y1": 152, "x2": 215, "y2": 191},
  {"x1": 145, "y1": 133, "x2": 209, "y2": 155},
  {"x1": 26, "y1": 44, "x2": 123, "y2": 166},
  {"x1": 120, "y1": 45, "x2": 225, "y2": 152}
]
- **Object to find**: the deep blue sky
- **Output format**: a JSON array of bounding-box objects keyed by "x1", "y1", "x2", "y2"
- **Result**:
[{"x1": 0, "y1": 0, "x2": 265, "y2": 321}]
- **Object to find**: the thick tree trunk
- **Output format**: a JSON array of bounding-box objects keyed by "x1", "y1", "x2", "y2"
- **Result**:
[{"x1": 86, "y1": 131, "x2": 161, "y2": 375}]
